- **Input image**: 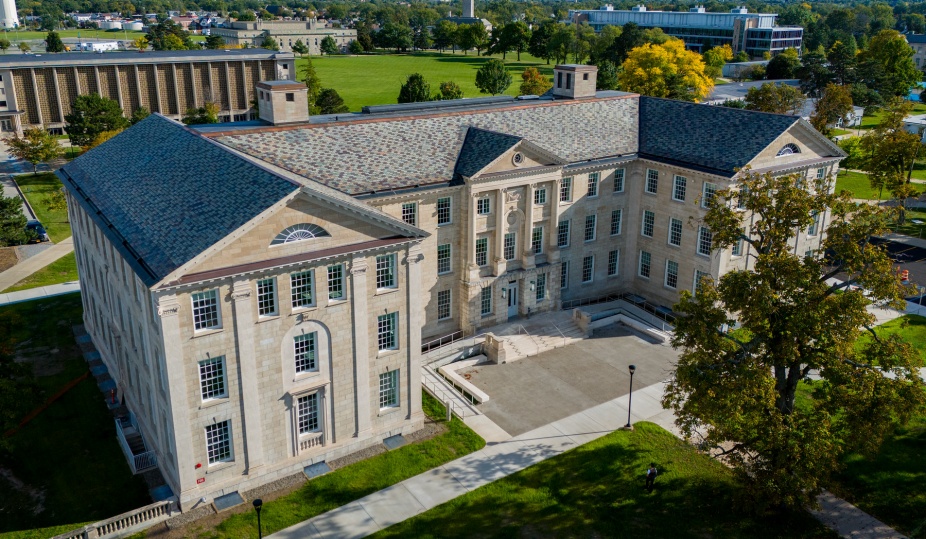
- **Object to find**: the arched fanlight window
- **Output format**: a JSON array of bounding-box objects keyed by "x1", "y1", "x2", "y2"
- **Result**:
[
  {"x1": 271, "y1": 224, "x2": 331, "y2": 246},
  {"x1": 776, "y1": 143, "x2": 800, "y2": 157}
]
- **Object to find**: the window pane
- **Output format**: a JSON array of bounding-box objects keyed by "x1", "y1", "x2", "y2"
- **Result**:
[
  {"x1": 401, "y1": 203, "x2": 417, "y2": 226},
  {"x1": 504, "y1": 233, "x2": 516, "y2": 260},
  {"x1": 639, "y1": 251, "x2": 651, "y2": 278},
  {"x1": 475, "y1": 237, "x2": 488, "y2": 266},
  {"x1": 376, "y1": 255, "x2": 396, "y2": 288},
  {"x1": 560, "y1": 260, "x2": 569, "y2": 288},
  {"x1": 642, "y1": 211, "x2": 655, "y2": 237},
  {"x1": 327, "y1": 265, "x2": 344, "y2": 300},
  {"x1": 291, "y1": 270, "x2": 315, "y2": 308},
  {"x1": 297, "y1": 393, "x2": 319, "y2": 434},
  {"x1": 557, "y1": 220, "x2": 570, "y2": 248},
  {"x1": 377, "y1": 312, "x2": 397, "y2": 350},
  {"x1": 480, "y1": 286, "x2": 492, "y2": 315},
  {"x1": 560, "y1": 177, "x2": 572, "y2": 202},
  {"x1": 669, "y1": 218, "x2": 683, "y2": 246},
  {"x1": 294, "y1": 332, "x2": 317, "y2": 373},
  {"x1": 531, "y1": 226, "x2": 543, "y2": 254},
  {"x1": 608, "y1": 250, "x2": 619, "y2": 276},
  {"x1": 584, "y1": 214, "x2": 596, "y2": 242},
  {"x1": 437, "y1": 289, "x2": 451, "y2": 320},
  {"x1": 613, "y1": 169, "x2": 625, "y2": 192},
  {"x1": 535, "y1": 274, "x2": 546, "y2": 300},
  {"x1": 379, "y1": 370, "x2": 399, "y2": 408},
  {"x1": 610, "y1": 209, "x2": 622, "y2": 236},
  {"x1": 192, "y1": 289, "x2": 220, "y2": 330},
  {"x1": 582, "y1": 255, "x2": 594, "y2": 282},
  {"x1": 673, "y1": 175, "x2": 687, "y2": 201},
  {"x1": 257, "y1": 278, "x2": 277, "y2": 316},
  {"x1": 646, "y1": 169, "x2": 658, "y2": 194},
  {"x1": 437, "y1": 197, "x2": 451, "y2": 225},
  {"x1": 437, "y1": 244, "x2": 451, "y2": 274},
  {"x1": 199, "y1": 356, "x2": 226, "y2": 400},
  {"x1": 205, "y1": 421, "x2": 231, "y2": 464}
]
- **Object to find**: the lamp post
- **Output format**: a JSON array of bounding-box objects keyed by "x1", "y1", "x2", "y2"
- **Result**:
[
  {"x1": 624, "y1": 364, "x2": 636, "y2": 430},
  {"x1": 252, "y1": 498, "x2": 263, "y2": 538}
]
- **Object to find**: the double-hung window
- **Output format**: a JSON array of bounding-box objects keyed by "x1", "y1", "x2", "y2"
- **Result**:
[
  {"x1": 587, "y1": 172, "x2": 599, "y2": 197},
  {"x1": 557, "y1": 219, "x2": 570, "y2": 248},
  {"x1": 376, "y1": 254, "x2": 397, "y2": 289},
  {"x1": 582, "y1": 255, "x2": 594, "y2": 283},
  {"x1": 668, "y1": 218, "x2": 683, "y2": 246},
  {"x1": 816, "y1": 167, "x2": 826, "y2": 180},
  {"x1": 377, "y1": 312, "x2": 398, "y2": 351},
  {"x1": 697, "y1": 227, "x2": 713, "y2": 256},
  {"x1": 475, "y1": 237, "x2": 488, "y2": 266},
  {"x1": 437, "y1": 244, "x2": 451, "y2": 274},
  {"x1": 694, "y1": 270, "x2": 710, "y2": 294},
  {"x1": 613, "y1": 168, "x2": 625, "y2": 193},
  {"x1": 534, "y1": 188, "x2": 547, "y2": 205},
  {"x1": 639, "y1": 250, "x2": 652, "y2": 278},
  {"x1": 673, "y1": 175, "x2": 687, "y2": 201},
  {"x1": 584, "y1": 214, "x2": 597, "y2": 242},
  {"x1": 702, "y1": 182, "x2": 718, "y2": 208},
  {"x1": 437, "y1": 197, "x2": 451, "y2": 225},
  {"x1": 531, "y1": 226, "x2": 543, "y2": 254},
  {"x1": 257, "y1": 278, "x2": 277, "y2": 317},
  {"x1": 535, "y1": 274, "x2": 546, "y2": 301},
  {"x1": 608, "y1": 250, "x2": 619, "y2": 276},
  {"x1": 327, "y1": 264, "x2": 344, "y2": 301},
  {"x1": 645, "y1": 169, "x2": 658, "y2": 194},
  {"x1": 642, "y1": 210, "x2": 655, "y2": 237},
  {"x1": 808, "y1": 211, "x2": 820, "y2": 236},
  {"x1": 437, "y1": 290, "x2": 451, "y2": 320},
  {"x1": 560, "y1": 260, "x2": 570, "y2": 288},
  {"x1": 480, "y1": 287, "x2": 492, "y2": 315},
  {"x1": 476, "y1": 198, "x2": 491, "y2": 215},
  {"x1": 610, "y1": 209, "x2": 622, "y2": 236},
  {"x1": 205, "y1": 421, "x2": 232, "y2": 464},
  {"x1": 199, "y1": 356, "x2": 226, "y2": 401},
  {"x1": 379, "y1": 370, "x2": 399, "y2": 409},
  {"x1": 294, "y1": 332, "x2": 317, "y2": 373},
  {"x1": 560, "y1": 177, "x2": 572, "y2": 202},
  {"x1": 297, "y1": 393, "x2": 319, "y2": 434},
  {"x1": 291, "y1": 270, "x2": 315, "y2": 308},
  {"x1": 192, "y1": 289, "x2": 220, "y2": 331},
  {"x1": 401, "y1": 202, "x2": 417, "y2": 226},
  {"x1": 504, "y1": 233, "x2": 516, "y2": 260},
  {"x1": 665, "y1": 260, "x2": 679, "y2": 288}
]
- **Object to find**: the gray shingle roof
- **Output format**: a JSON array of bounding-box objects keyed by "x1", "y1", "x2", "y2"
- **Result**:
[
  {"x1": 454, "y1": 127, "x2": 522, "y2": 178},
  {"x1": 638, "y1": 96, "x2": 798, "y2": 176},
  {"x1": 215, "y1": 97, "x2": 640, "y2": 195},
  {"x1": 58, "y1": 114, "x2": 299, "y2": 286}
]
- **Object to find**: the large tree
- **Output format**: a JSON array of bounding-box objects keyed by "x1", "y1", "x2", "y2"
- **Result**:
[
  {"x1": 519, "y1": 67, "x2": 551, "y2": 96},
  {"x1": 316, "y1": 88, "x2": 349, "y2": 114},
  {"x1": 204, "y1": 34, "x2": 225, "y2": 49},
  {"x1": 765, "y1": 48, "x2": 801, "y2": 79},
  {"x1": 618, "y1": 38, "x2": 713, "y2": 102},
  {"x1": 810, "y1": 84, "x2": 854, "y2": 136},
  {"x1": 702, "y1": 44, "x2": 733, "y2": 80},
  {"x1": 596, "y1": 59, "x2": 618, "y2": 91},
  {"x1": 300, "y1": 57, "x2": 322, "y2": 114},
  {"x1": 743, "y1": 82, "x2": 806, "y2": 115},
  {"x1": 435, "y1": 81, "x2": 463, "y2": 101},
  {"x1": 398, "y1": 73, "x2": 431, "y2": 103},
  {"x1": 527, "y1": 21, "x2": 556, "y2": 64},
  {"x1": 44, "y1": 31, "x2": 65, "y2": 53},
  {"x1": 861, "y1": 97, "x2": 924, "y2": 209},
  {"x1": 667, "y1": 169, "x2": 926, "y2": 512},
  {"x1": 797, "y1": 50, "x2": 833, "y2": 98},
  {"x1": 475, "y1": 59, "x2": 512, "y2": 96},
  {"x1": 827, "y1": 38, "x2": 857, "y2": 85},
  {"x1": 860, "y1": 29, "x2": 921, "y2": 97},
  {"x1": 64, "y1": 93, "x2": 130, "y2": 148},
  {"x1": 320, "y1": 36, "x2": 339, "y2": 55},
  {"x1": 7, "y1": 127, "x2": 62, "y2": 174},
  {"x1": 0, "y1": 195, "x2": 29, "y2": 247},
  {"x1": 432, "y1": 20, "x2": 458, "y2": 53},
  {"x1": 182, "y1": 103, "x2": 219, "y2": 125},
  {"x1": 147, "y1": 19, "x2": 195, "y2": 50}
]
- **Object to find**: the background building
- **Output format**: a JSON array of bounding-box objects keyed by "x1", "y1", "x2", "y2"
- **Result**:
[
  {"x1": 571, "y1": 4, "x2": 803, "y2": 57},
  {"x1": 0, "y1": 48, "x2": 295, "y2": 136},
  {"x1": 211, "y1": 19, "x2": 356, "y2": 54},
  {"x1": 0, "y1": 0, "x2": 17, "y2": 29}
]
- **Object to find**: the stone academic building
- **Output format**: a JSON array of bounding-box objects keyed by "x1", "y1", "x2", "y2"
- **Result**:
[
  {"x1": 57, "y1": 64, "x2": 844, "y2": 508},
  {"x1": 0, "y1": 48, "x2": 295, "y2": 135}
]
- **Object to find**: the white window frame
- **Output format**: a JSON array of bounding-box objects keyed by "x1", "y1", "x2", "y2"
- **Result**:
[
  {"x1": 560, "y1": 177, "x2": 572, "y2": 202},
  {"x1": 327, "y1": 264, "x2": 344, "y2": 301},
  {"x1": 582, "y1": 255, "x2": 594, "y2": 283},
  {"x1": 401, "y1": 202, "x2": 417, "y2": 226},
  {"x1": 610, "y1": 209, "x2": 622, "y2": 236},
  {"x1": 535, "y1": 273, "x2": 546, "y2": 301},
  {"x1": 531, "y1": 226, "x2": 544, "y2": 254},
  {"x1": 808, "y1": 211, "x2": 820, "y2": 236},
  {"x1": 694, "y1": 270, "x2": 711, "y2": 294},
  {"x1": 205, "y1": 421, "x2": 232, "y2": 465},
  {"x1": 645, "y1": 169, "x2": 658, "y2": 194},
  {"x1": 436, "y1": 197, "x2": 452, "y2": 226},
  {"x1": 702, "y1": 182, "x2": 718, "y2": 208},
  {"x1": 480, "y1": 286, "x2": 492, "y2": 316},
  {"x1": 256, "y1": 277, "x2": 278, "y2": 317},
  {"x1": 476, "y1": 197, "x2": 491, "y2": 215},
  {"x1": 437, "y1": 289, "x2": 451, "y2": 320},
  {"x1": 673, "y1": 175, "x2": 687, "y2": 202},
  {"x1": 534, "y1": 188, "x2": 547, "y2": 205},
  {"x1": 294, "y1": 332, "x2": 318, "y2": 374},
  {"x1": 377, "y1": 312, "x2": 398, "y2": 351},
  {"x1": 504, "y1": 232, "x2": 516, "y2": 260},
  {"x1": 437, "y1": 243, "x2": 452, "y2": 275},
  {"x1": 296, "y1": 392, "x2": 321, "y2": 435},
  {"x1": 379, "y1": 369, "x2": 400, "y2": 409},
  {"x1": 613, "y1": 168, "x2": 625, "y2": 193},
  {"x1": 584, "y1": 214, "x2": 597, "y2": 242},
  {"x1": 191, "y1": 289, "x2": 221, "y2": 331},
  {"x1": 557, "y1": 219, "x2": 570, "y2": 248},
  {"x1": 199, "y1": 356, "x2": 227, "y2": 401},
  {"x1": 642, "y1": 210, "x2": 655, "y2": 238},
  {"x1": 291, "y1": 270, "x2": 315, "y2": 309},
  {"x1": 376, "y1": 254, "x2": 397, "y2": 289},
  {"x1": 665, "y1": 260, "x2": 679, "y2": 289},
  {"x1": 668, "y1": 217, "x2": 683, "y2": 247},
  {"x1": 475, "y1": 237, "x2": 488, "y2": 267},
  {"x1": 697, "y1": 226, "x2": 713, "y2": 257},
  {"x1": 608, "y1": 249, "x2": 619, "y2": 276},
  {"x1": 587, "y1": 172, "x2": 599, "y2": 197},
  {"x1": 639, "y1": 250, "x2": 652, "y2": 278},
  {"x1": 560, "y1": 260, "x2": 570, "y2": 288}
]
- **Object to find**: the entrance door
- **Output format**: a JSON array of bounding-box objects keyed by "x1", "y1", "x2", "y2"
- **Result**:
[{"x1": 507, "y1": 281, "x2": 518, "y2": 318}]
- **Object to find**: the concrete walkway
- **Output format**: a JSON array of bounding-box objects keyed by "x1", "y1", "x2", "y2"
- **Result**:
[
  {"x1": 0, "y1": 236, "x2": 74, "y2": 291},
  {"x1": 0, "y1": 280, "x2": 80, "y2": 306}
]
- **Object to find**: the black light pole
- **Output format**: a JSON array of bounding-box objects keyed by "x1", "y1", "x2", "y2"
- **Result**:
[
  {"x1": 253, "y1": 498, "x2": 263, "y2": 539},
  {"x1": 624, "y1": 364, "x2": 636, "y2": 430}
]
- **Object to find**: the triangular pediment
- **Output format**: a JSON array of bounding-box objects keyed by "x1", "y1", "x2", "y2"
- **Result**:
[{"x1": 454, "y1": 127, "x2": 566, "y2": 180}]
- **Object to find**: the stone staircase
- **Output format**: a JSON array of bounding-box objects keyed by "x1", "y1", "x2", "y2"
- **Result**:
[{"x1": 488, "y1": 313, "x2": 588, "y2": 363}]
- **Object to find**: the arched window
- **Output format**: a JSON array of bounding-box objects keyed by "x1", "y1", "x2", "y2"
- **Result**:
[
  {"x1": 776, "y1": 143, "x2": 800, "y2": 157},
  {"x1": 271, "y1": 224, "x2": 330, "y2": 246}
]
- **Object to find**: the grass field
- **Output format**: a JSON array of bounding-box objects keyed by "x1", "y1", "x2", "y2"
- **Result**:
[
  {"x1": 859, "y1": 103, "x2": 926, "y2": 130},
  {"x1": 0, "y1": 295, "x2": 150, "y2": 538},
  {"x1": 2, "y1": 252, "x2": 78, "y2": 293},
  {"x1": 307, "y1": 52, "x2": 554, "y2": 112},
  {"x1": 834, "y1": 170, "x2": 886, "y2": 200},
  {"x1": 371, "y1": 422, "x2": 835, "y2": 539},
  {"x1": 855, "y1": 314, "x2": 926, "y2": 363},
  {"x1": 189, "y1": 393, "x2": 485, "y2": 539},
  {"x1": 0, "y1": 28, "x2": 148, "y2": 42},
  {"x1": 14, "y1": 173, "x2": 71, "y2": 243}
]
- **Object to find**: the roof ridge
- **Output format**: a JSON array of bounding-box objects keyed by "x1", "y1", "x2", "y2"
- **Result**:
[{"x1": 639, "y1": 95, "x2": 802, "y2": 120}]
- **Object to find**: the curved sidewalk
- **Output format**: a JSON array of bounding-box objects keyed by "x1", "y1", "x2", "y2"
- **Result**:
[{"x1": 0, "y1": 236, "x2": 74, "y2": 291}]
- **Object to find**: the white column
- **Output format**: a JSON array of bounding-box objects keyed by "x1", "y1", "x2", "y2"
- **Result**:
[
  {"x1": 405, "y1": 244, "x2": 424, "y2": 421},
  {"x1": 494, "y1": 188, "x2": 507, "y2": 275},
  {"x1": 230, "y1": 278, "x2": 264, "y2": 472},
  {"x1": 350, "y1": 256, "x2": 372, "y2": 437}
]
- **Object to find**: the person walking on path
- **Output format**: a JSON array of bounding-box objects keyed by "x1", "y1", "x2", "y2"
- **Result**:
[{"x1": 645, "y1": 463, "x2": 658, "y2": 492}]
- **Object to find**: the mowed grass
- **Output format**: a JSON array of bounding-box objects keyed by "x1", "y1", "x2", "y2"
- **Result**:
[
  {"x1": 191, "y1": 393, "x2": 485, "y2": 539},
  {"x1": 859, "y1": 102, "x2": 926, "y2": 130},
  {"x1": 832, "y1": 170, "x2": 926, "y2": 201},
  {"x1": 371, "y1": 422, "x2": 835, "y2": 539},
  {"x1": 0, "y1": 295, "x2": 150, "y2": 538},
  {"x1": 307, "y1": 52, "x2": 554, "y2": 111},
  {"x1": 855, "y1": 314, "x2": 926, "y2": 364},
  {"x1": 0, "y1": 28, "x2": 148, "y2": 42},
  {"x1": 14, "y1": 173, "x2": 71, "y2": 242},
  {"x1": 2, "y1": 252, "x2": 78, "y2": 292}
]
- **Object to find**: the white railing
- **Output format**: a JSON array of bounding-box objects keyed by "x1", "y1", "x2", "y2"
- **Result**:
[
  {"x1": 422, "y1": 330, "x2": 487, "y2": 364},
  {"x1": 422, "y1": 368, "x2": 479, "y2": 418},
  {"x1": 298, "y1": 433, "x2": 324, "y2": 453},
  {"x1": 114, "y1": 417, "x2": 157, "y2": 474},
  {"x1": 51, "y1": 500, "x2": 176, "y2": 539}
]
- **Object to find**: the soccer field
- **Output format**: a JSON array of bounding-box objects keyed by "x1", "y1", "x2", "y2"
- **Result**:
[{"x1": 304, "y1": 52, "x2": 555, "y2": 112}]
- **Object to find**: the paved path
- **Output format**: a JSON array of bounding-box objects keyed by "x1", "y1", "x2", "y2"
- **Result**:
[
  {"x1": 0, "y1": 237, "x2": 74, "y2": 291},
  {"x1": 0, "y1": 280, "x2": 80, "y2": 306}
]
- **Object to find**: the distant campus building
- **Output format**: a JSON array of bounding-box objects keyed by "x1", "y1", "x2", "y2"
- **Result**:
[
  {"x1": 58, "y1": 64, "x2": 844, "y2": 508},
  {"x1": 0, "y1": 49, "x2": 295, "y2": 136},
  {"x1": 211, "y1": 19, "x2": 357, "y2": 54},
  {"x1": 571, "y1": 4, "x2": 803, "y2": 57}
]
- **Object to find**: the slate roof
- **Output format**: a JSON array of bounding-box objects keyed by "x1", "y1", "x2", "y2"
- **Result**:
[
  {"x1": 57, "y1": 114, "x2": 299, "y2": 286},
  {"x1": 638, "y1": 96, "x2": 798, "y2": 176},
  {"x1": 215, "y1": 97, "x2": 640, "y2": 195},
  {"x1": 454, "y1": 128, "x2": 522, "y2": 178}
]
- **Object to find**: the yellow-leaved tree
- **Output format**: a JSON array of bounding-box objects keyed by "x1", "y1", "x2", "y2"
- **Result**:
[{"x1": 618, "y1": 38, "x2": 714, "y2": 102}]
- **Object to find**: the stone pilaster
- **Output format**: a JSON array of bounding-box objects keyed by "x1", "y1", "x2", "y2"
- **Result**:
[
  {"x1": 404, "y1": 244, "x2": 424, "y2": 420},
  {"x1": 158, "y1": 294, "x2": 196, "y2": 500},
  {"x1": 523, "y1": 183, "x2": 536, "y2": 269},
  {"x1": 349, "y1": 257, "x2": 372, "y2": 437},
  {"x1": 230, "y1": 279, "x2": 265, "y2": 473},
  {"x1": 493, "y1": 188, "x2": 507, "y2": 275}
]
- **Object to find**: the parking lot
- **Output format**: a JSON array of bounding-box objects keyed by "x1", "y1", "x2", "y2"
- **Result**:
[{"x1": 460, "y1": 323, "x2": 679, "y2": 437}]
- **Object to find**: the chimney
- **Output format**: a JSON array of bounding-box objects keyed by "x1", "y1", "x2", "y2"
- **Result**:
[
  {"x1": 256, "y1": 80, "x2": 309, "y2": 125},
  {"x1": 463, "y1": 0, "x2": 474, "y2": 18},
  {"x1": 552, "y1": 64, "x2": 598, "y2": 99}
]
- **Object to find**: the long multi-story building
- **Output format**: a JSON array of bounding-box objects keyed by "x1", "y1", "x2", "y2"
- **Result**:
[
  {"x1": 571, "y1": 4, "x2": 803, "y2": 57},
  {"x1": 57, "y1": 64, "x2": 843, "y2": 508},
  {"x1": 0, "y1": 49, "x2": 295, "y2": 135},
  {"x1": 211, "y1": 19, "x2": 356, "y2": 54}
]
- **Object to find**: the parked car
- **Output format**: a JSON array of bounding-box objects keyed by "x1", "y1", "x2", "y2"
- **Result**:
[{"x1": 25, "y1": 220, "x2": 49, "y2": 243}]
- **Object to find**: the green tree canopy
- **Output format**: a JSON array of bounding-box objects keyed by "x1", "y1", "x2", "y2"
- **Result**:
[
  {"x1": 7, "y1": 127, "x2": 62, "y2": 174},
  {"x1": 860, "y1": 29, "x2": 921, "y2": 97},
  {"x1": 827, "y1": 38, "x2": 857, "y2": 85},
  {"x1": 0, "y1": 38, "x2": 10, "y2": 53},
  {"x1": 316, "y1": 88, "x2": 349, "y2": 114},
  {"x1": 398, "y1": 73, "x2": 431, "y2": 104},
  {"x1": 348, "y1": 40, "x2": 363, "y2": 54},
  {"x1": 432, "y1": 20, "x2": 458, "y2": 53},
  {"x1": 261, "y1": 35, "x2": 280, "y2": 51},
  {"x1": 300, "y1": 56, "x2": 322, "y2": 114},
  {"x1": 810, "y1": 83, "x2": 854, "y2": 136},
  {"x1": 596, "y1": 59, "x2": 618, "y2": 91},
  {"x1": 743, "y1": 82, "x2": 806, "y2": 115},
  {"x1": 435, "y1": 81, "x2": 463, "y2": 101},
  {"x1": 148, "y1": 19, "x2": 195, "y2": 50},
  {"x1": 44, "y1": 31, "x2": 65, "y2": 53},
  {"x1": 861, "y1": 97, "x2": 924, "y2": 207},
  {"x1": 64, "y1": 93, "x2": 130, "y2": 148},
  {"x1": 667, "y1": 169, "x2": 926, "y2": 512},
  {"x1": 320, "y1": 35, "x2": 339, "y2": 55},
  {"x1": 292, "y1": 39, "x2": 309, "y2": 56},
  {"x1": 204, "y1": 34, "x2": 225, "y2": 49},
  {"x1": 182, "y1": 102, "x2": 219, "y2": 125},
  {"x1": 518, "y1": 67, "x2": 551, "y2": 96},
  {"x1": 797, "y1": 50, "x2": 833, "y2": 98},
  {"x1": 765, "y1": 48, "x2": 801, "y2": 79},
  {"x1": 475, "y1": 58, "x2": 512, "y2": 95},
  {"x1": 130, "y1": 107, "x2": 150, "y2": 125}
]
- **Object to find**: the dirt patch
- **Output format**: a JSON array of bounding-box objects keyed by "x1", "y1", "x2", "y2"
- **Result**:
[{"x1": 0, "y1": 247, "x2": 17, "y2": 272}]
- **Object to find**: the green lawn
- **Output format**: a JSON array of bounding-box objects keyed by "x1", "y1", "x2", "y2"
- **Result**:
[
  {"x1": 191, "y1": 392, "x2": 485, "y2": 539},
  {"x1": 307, "y1": 52, "x2": 554, "y2": 112},
  {"x1": 890, "y1": 208, "x2": 926, "y2": 239},
  {"x1": 856, "y1": 314, "x2": 926, "y2": 364},
  {"x1": 14, "y1": 173, "x2": 71, "y2": 243},
  {"x1": 835, "y1": 170, "x2": 888, "y2": 200},
  {"x1": 372, "y1": 422, "x2": 834, "y2": 539},
  {"x1": 859, "y1": 103, "x2": 926, "y2": 130},
  {"x1": 0, "y1": 295, "x2": 150, "y2": 538},
  {"x1": 0, "y1": 28, "x2": 147, "y2": 42},
  {"x1": 2, "y1": 252, "x2": 78, "y2": 293}
]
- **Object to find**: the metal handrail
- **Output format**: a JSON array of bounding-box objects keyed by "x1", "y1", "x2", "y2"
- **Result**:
[
  {"x1": 563, "y1": 292, "x2": 677, "y2": 325},
  {"x1": 515, "y1": 325, "x2": 540, "y2": 355},
  {"x1": 550, "y1": 321, "x2": 568, "y2": 347}
]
